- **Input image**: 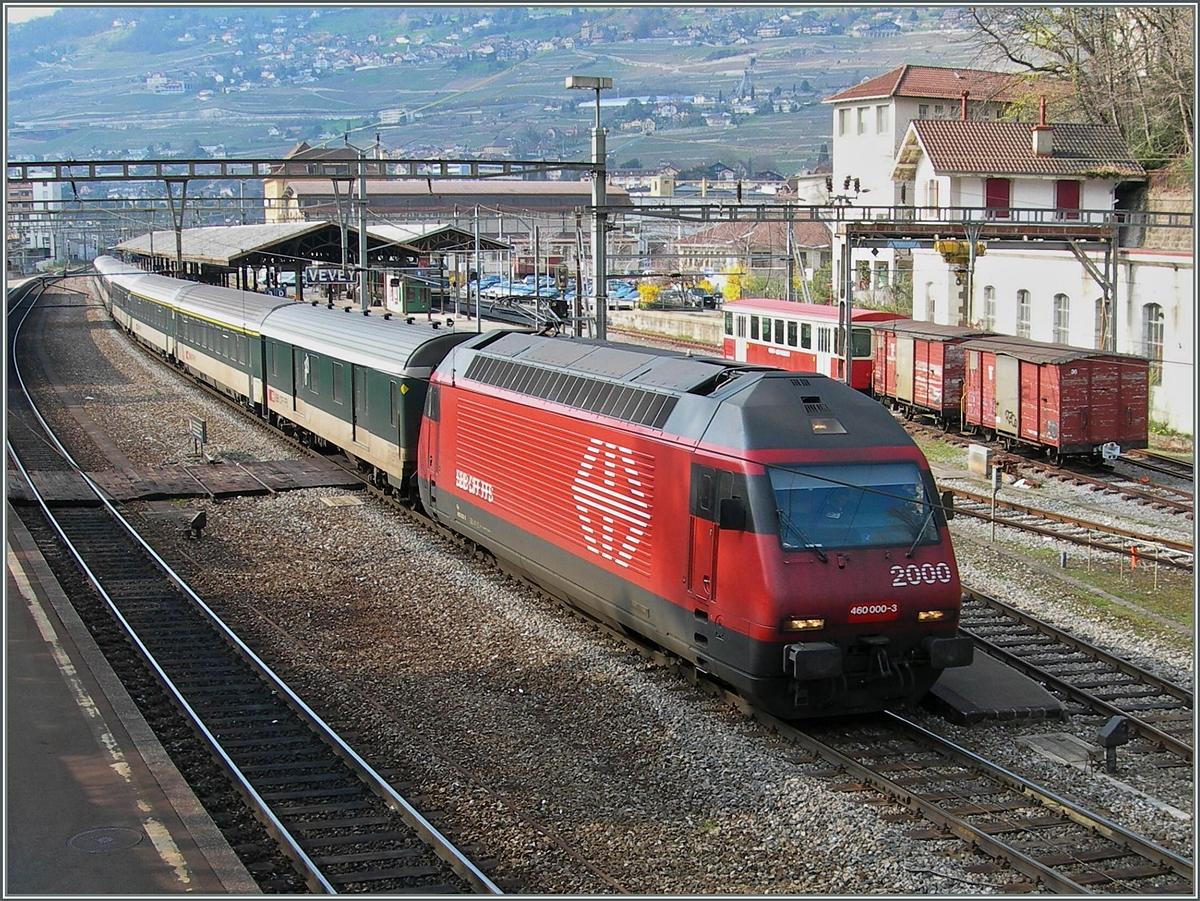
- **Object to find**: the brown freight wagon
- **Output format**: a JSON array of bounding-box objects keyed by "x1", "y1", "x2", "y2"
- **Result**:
[
  {"x1": 871, "y1": 320, "x2": 991, "y2": 429},
  {"x1": 961, "y1": 335, "x2": 1149, "y2": 463}
]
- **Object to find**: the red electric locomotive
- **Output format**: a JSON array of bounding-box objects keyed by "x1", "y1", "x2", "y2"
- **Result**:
[{"x1": 418, "y1": 331, "x2": 972, "y2": 718}]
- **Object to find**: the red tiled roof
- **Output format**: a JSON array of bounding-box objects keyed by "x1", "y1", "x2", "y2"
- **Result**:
[
  {"x1": 909, "y1": 120, "x2": 1145, "y2": 178},
  {"x1": 824, "y1": 64, "x2": 1030, "y2": 104}
]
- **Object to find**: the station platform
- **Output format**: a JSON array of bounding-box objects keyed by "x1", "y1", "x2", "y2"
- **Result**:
[
  {"x1": 5, "y1": 505, "x2": 259, "y2": 894},
  {"x1": 924, "y1": 651, "x2": 1066, "y2": 725}
]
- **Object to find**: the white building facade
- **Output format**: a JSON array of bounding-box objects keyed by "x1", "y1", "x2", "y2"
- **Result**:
[{"x1": 893, "y1": 118, "x2": 1192, "y2": 435}]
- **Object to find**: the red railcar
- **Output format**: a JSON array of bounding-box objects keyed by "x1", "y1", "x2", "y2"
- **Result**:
[
  {"x1": 722, "y1": 299, "x2": 904, "y2": 391},
  {"x1": 419, "y1": 330, "x2": 972, "y2": 719},
  {"x1": 961, "y1": 336, "x2": 1149, "y2": 462},
  {"x1": 871, "y1": 321, "x2": 991, "y2": 429}
]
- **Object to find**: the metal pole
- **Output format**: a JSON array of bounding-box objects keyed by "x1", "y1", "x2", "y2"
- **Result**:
[
  {"x1": 592, "y1": 87, "x2": 608, "y2": 341},
  {"x1": 474, "y1": 205, "x2": 481, "y2": 333},
  {"x1": 358, "y1": 154, "x2": 369, "y2": 311},
  {"x1": 840, "y1": 233, "x2": 853, "y2": 384}
]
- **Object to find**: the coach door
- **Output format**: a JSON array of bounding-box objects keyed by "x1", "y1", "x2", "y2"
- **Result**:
[{"x1": 352, "y1": 365, "x2": 369, "y2": 447}]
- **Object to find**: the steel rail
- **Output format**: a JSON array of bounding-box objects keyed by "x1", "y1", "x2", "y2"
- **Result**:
[
  {"x1": 883, "y1": 712, "x2": 1194, "y2": 886},
  {"x1": 961, "y1": 590, "x2": 1193, "y2": 762}
]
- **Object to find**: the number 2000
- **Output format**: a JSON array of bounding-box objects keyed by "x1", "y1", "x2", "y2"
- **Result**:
[{"x1": 891, "y1": 562, "x2": 953, "y2": 587}]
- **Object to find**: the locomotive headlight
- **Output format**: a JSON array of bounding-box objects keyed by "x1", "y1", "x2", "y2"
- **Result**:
[
  {"x1": 917, "y1": 610, "x2": 949, "y2": 622},
  {"x1": 782, "y1": 617, "x2": 824, "y2": 632}
]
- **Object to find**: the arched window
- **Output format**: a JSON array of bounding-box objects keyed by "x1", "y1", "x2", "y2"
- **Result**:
[
  {"x1": 1142, "y1": 303, "x2": 1164, "y2": 386},
  {"x1": 1052, "y1": 293, "x2": 1070, "y2": 344},
  {"x1": 982, "y1": 286, "x2": 996, "y2": 330},
  {"x1": 1016, "y1": 289, "x2": 1031, "y2": 338}
]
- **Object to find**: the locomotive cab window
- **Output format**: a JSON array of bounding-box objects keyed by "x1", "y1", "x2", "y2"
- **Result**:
[{"x1": 768, "y1": 463, "x2": 939, "y2": 553}]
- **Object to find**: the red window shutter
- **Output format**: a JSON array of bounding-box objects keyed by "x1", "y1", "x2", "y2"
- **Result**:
[
  {"x1": 985, "y1": 178, "x2": 1011, "y2": 218},
  {"x1": 1055, "y1": 180, "x2": 1081, "y2": 219}
]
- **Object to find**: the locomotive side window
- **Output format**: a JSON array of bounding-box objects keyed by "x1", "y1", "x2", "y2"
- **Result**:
[
  {"x1": 769, "y1": 463, "x2": 938, "y2": 552},
  {"x1": 787, "y1": 321, "x2": 797, "y2": 347},
  {"x1": 801, "y1": 323, "x2": 812, "y2": 349}
]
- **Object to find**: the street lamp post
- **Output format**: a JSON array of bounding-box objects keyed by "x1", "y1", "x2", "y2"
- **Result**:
[{"x1": 566, "y1": 75, "x2": 612, "y2": 341}]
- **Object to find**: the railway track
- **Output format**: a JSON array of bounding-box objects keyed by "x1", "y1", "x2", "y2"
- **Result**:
[
  {"x1": 9, "y1": 281, "x2": 500, "y2": 895},
  {"x1": 905, "y1": 421, "x2": 1194, "y2": 518},
  {"x1": 787, "y1": 712, "x2": 1193, "y2": 894},
  {"x1": 946, "y1": 487, "x2": 1194, "y2": 571},
  {"x1": 960, "y1": 589, "x2": 1193, "y2": 764},
  {"x1": 1120, "y1": 449, "x2": 1194, "y2": 484}
]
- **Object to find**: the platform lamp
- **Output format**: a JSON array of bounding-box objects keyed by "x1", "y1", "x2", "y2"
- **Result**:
[{"x1": 566, "y1": 75, "x2": 612, "y2": 340}]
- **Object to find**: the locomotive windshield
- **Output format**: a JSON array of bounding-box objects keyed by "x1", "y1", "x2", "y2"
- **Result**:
[{"x1": 769, "y1": 462, "x2": 939, "y2": 553}]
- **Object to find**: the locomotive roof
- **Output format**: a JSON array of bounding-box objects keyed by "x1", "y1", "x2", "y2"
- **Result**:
[
  {"x1": 960, "y1": 334, "x2": 1146, "y2": 365},
  {"x1": 722, "y1": 298, "x2": 905, "y2": 323},
  {"x1": 449, "y1": 331, "x2": 917, "y2": 453},
  {"x1": 261, "y1": 303, "x2": 475, "y2": 376}
]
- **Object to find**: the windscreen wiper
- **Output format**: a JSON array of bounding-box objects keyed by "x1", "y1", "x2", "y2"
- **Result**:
[
  {"x1": 905, "y1": 503, "x2": 937, "y2": 558},
  {"x1": 777, "y1": 507, "x2": 828, "y2": 563}
]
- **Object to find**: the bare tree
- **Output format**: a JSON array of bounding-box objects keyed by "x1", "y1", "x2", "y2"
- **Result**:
[{"x1": 966, "y1": 6, "x2": 1193, "y2": 165}]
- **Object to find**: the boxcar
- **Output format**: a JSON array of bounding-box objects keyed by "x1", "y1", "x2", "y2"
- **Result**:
[
  {"x1": 722, "y1": 299, "x2": 904, "y2": 391},
  {"x1": 871, "y1": 320, "x2": 991, "y2": 429},
  {"x1": 961, "y1": 336, "x2": 1149, "y2": 461}
]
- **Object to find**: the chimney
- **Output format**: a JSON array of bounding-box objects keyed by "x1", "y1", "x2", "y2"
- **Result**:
[
  {"x1": 1032, "y1": 95, "x2": 1053, "y2": 156},
  {"x1": 960, "y1": 90, "x2": 969, "y2": 121}
]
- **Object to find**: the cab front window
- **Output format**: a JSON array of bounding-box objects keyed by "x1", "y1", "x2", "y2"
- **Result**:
[{"x1": 768, "y1": 462, "x2": 939, "y2": 552}]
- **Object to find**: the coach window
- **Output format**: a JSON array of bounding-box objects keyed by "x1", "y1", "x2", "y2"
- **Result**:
[
  {"x1": 787, "y1": 321, "x2": 797, "y2": 347},
  {"x1": 724, "y1": 311, "x2": 733, "y2": 335},
  {"x1": 750, "y1": 316, "x2": 760, "y2": 340},
  {"x1": 800, "y1": 322, "x2": 812, "y2": 349},
  {"x1": 774, "y1": 318, "x2": 785, "y2": 344},
  {"x1": 762, "y1": 317, "x2": 771, "y2": 342},
  {"x1": 332, "y1": 362, "x2": 344, "y2": 405}
]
